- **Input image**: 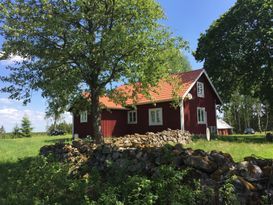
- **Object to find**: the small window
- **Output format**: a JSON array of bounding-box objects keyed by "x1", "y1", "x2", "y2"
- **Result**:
[
  {"x1": 197, "y1": 107, "x2": 206, "y2": 124},
  {"x1": 80, "y1": 111, "x2": 88, "y2": 123},
  {"x1": 197, "y1": 82, "x2": 204, "y2": 98},
  {"x1": 149, "y1": 108, "x2": 163, "y2": 126},
  {"x1": 128, "y1": 110, "x2": 137, "y2": 124}
]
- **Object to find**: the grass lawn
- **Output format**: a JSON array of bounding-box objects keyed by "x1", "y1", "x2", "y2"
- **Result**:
[
  {"x1": 0, "y1": 134, "x2": 71, "y2": 163},
  {"x1": 185, "y1": 133, "x2": 273, "y2": 162}
]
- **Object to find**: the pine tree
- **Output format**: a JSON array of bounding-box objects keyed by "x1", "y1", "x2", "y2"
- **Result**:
[
  {"x1": 20, "y1": 116, "x2": 33, "y2": 138},
  {"x1": 12, "y1": 124, "x2": 21, "y2": 138},
  {"x1": 0, "y1": 125, "x2": 5, "y2": 138},
  {"x1": 0, "y1": 125, "x2": 5, "y2": 134}
]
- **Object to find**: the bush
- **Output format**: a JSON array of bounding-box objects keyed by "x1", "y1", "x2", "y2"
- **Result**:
[
  {"x1": 0, "y1": 156, "x2": 89, "y2": 205},
  {"x1": 0, "y1": 156, "x2": 237, "y2": 205},
  {"x1": 47, "y1": 122, "x2": 72, "y2": 134}
]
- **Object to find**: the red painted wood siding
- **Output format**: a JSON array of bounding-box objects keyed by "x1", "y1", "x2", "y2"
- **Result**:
[
  {"x1": 101, "y1": 110, "x2": 128, "y2": 137},
  {"x1": 218, "y1": 129, "x2": 232, "y2": 136},
  {"x1": 73, "y1": 73, "x2": 220, "y2": 137},
  {"x1": 73, "y1": 109, "x2": 127, "y2": 138},
  {"x1": 184, "y1": 74, "x2": 218, "y2": 135},
  {"x1": 127, "y1": 102, "x2": 181, "y2": 134}
]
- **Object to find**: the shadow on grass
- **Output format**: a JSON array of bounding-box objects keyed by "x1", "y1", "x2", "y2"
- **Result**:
[{"x1": 192, "y1": 134, "x2": 270, "y2": 144}]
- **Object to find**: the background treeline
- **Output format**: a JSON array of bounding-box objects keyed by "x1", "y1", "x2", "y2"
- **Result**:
[
  {"x1": 46, "y1": 122, "x2": 72, "y2": 134},
  {"x1": 0, "y1": 118, "x2": 72, "y2": 139},
  {"x1": 223, "y1": 92, "x2": 272, "y2": 133}
]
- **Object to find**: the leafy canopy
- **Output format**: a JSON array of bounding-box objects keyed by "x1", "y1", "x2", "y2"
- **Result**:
[
  {"x1": 195, "y1": 0, "x2": 273, "y2": 106},
  {"x1": 0, "y1": 0, "x2": 188, "y2": 108}
]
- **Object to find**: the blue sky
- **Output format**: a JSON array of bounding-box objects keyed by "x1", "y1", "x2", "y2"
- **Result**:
[{"x1": 0, "y1": 0, "x2": 236, "y2": 132}]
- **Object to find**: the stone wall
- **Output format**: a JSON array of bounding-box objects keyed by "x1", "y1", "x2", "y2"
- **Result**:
[{"x1": 40, "y1": 129, "x2": 273, "y2": 204}]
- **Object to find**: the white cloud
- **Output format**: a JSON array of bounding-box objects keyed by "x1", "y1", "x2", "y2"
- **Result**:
[
  {"x1": 0, "y1": 98, "x2": 12, "y2": 105},
  {"x1": 0, "y1": 107, "x2": 72, "y2": 132},
  {"x1": 0, "y1": 107, "x2": 45, "y2": 132},
  {"x1": 0, "y1": 54, "x2": 26, "y2": 66},
  {"x1": 0, "y1": 98, "x2": 22, "y2": 105}
]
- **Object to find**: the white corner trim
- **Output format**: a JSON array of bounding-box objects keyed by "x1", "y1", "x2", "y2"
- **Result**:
[
  {"x1": 203, "y1": 70, "x2": 223, "y2": 104},
  {"x1": 180, "y1": 99, "x2": 184, "y2": 131},
  {"x1": 182, "y1": 70, "x2": 204, "y2": 99}
]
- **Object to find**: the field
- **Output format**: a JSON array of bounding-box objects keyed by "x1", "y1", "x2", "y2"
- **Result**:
[
  {"x1": 0, "y1": 133, "x2": 272, "y2": 204},
  {"x1": 0, "y1": 134, "x2": 71, "y2": 163},
  {"x1": 0, "y1": 133, "x2": 272, "y2": 163},
  {"x1": 185, "y1": 133, "x2": 273, "y2": 161}
]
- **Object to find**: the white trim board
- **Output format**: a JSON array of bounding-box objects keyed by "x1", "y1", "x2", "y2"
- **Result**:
[{"x1": 182, "y1": 69, "x2": 223, "y2": 104}]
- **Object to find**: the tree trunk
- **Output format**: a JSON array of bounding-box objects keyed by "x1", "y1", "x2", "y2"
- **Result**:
[
  {"x1": 90, "y1": 90, "x2": 103, "y2": 144},
  {"x1": 238, "y1": 110, "x2": 241, "y2": 133},
  {"x1": 256, "y1": 104, "x2": 262, "y2": 132},
  {"x1": 264, "y1": 108, "x2": 269, "y2": 132}
]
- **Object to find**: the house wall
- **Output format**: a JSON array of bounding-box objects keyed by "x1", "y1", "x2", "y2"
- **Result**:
[
  {"x1": 127, "y1": 101, "x2": 181, "y2": 134},
  {"x1": 184, "y1": 74, "x2": 218, "y2": 135},
  {"x1": 73, "y1": 73, "x2": 220, "y2": 137},
  {"x1": 73, "y1": 109, "x2": 128, "y2": 138}
]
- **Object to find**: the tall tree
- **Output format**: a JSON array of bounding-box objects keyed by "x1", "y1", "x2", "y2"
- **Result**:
[
  {"x1": 0, "y1": 125, "x2": 5, "y2": 138},
  {"x1": 20, "y1": 116, "x2": 33, "y2": 138},
  {"x1": 0, "y1": 0, "x2": 188, "y2": 143},
  {"x1": 195, "y1": 0, "x2": 273, "y2": 106},
  {"x1": 0, "y1": 125, "x2": 5, "y2": 134}
]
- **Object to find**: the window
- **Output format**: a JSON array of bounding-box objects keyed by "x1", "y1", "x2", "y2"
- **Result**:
[
  {"x1": 80, "y1": 111, "x2": 88, "y2": 123},
  {"x1": 149, "y1": 108, "x2": 163, "y2": 126},
  {"x1": 197, "y1": 82, "x2": 204, "y2": 98},
  {"x1": 128, "y1": 110, "x2": 137, "y2": 124},
  {"x1": 197, "y1": 107, "x2": 206, "y2": 124}
]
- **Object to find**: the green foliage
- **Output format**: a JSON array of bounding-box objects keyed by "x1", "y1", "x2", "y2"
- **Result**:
[
  {"x1": 12, "y1": 124, "x2": 21, "y2": 138},
  {"x1": 0, "y1": 156, "x2": 89, "y2": 205},
  {"x1": 20, "y1": 116, "x2": 33, "y2": 138},
  {"x1": 0, "y1": 0, "x2": 189, "y2": 140},
  {"x1": 219, "y1": 180, "x2": 238, "y2": 205},
  {"x1": 87, "y1": 165, "x2": 212, "y2": 205},
  {"x1": 195, "y1": 0, "x2": 273, "y2": 107},
  {"x1": 222, "y1": 92, "x2": 273, "y2": 133},
  {"x1": 47, "y1": 121, "x2": 72, "y2": 134}
]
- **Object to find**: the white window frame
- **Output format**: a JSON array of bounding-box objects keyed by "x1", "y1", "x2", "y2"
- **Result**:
[
  {"x1": 197, "y1": 107, "x2": 206, "y2": 124},
  {"x1": 80, "y1": 111, "x2": 88, "y2": 123},
  {"x1": 128, "y1": 110, "x2": 137, "y2": 124},
  {"x1": 197, "y1": 82, "x2": 205, "y2": 98},
  {"x1": 149, "y1": 108, "x2": 163, "y2": 126}
]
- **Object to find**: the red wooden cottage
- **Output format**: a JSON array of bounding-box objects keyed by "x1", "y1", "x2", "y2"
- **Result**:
[{"x1": 72, "y1": 69, "x2": 222, "y2": 138}]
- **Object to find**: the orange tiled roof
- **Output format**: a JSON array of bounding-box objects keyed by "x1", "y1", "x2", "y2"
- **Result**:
[{"x1": 99, "y1": 69, "x2": 204, "y2": 109}]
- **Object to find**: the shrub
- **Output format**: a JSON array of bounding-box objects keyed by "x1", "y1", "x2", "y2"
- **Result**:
[{"x1": 0, "y1": 156, "x2": 89, "y2": 205}]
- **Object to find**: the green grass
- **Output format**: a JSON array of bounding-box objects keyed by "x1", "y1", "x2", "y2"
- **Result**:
[
  {"x1": 185, "y1": 133, "x2": 273, "y2": 161},
  {"x1": 0, "y1": 134, "x2": 71, "y2": 163}
]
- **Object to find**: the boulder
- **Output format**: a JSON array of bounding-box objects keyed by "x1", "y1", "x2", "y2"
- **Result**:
[
  {"x1": 183, "y1": 155, "x2": 218, "y2": 173},
  {"x1": 237, "y1": 161, "x2": 263, "y2": 181}
]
